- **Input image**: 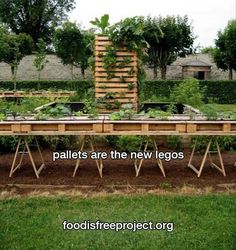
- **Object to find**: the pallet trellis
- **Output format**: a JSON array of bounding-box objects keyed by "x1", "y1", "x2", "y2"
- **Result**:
[{"x1": 94, "y1": 35, "x2": 138, "y2": 112}]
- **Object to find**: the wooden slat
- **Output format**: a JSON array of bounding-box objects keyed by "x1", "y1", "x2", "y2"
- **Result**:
[
  {"x1": 95, "y1": 72, "x2": 133, "y2": 77},
  {"x1": 187, "y1": 124, "x2": 197, "y2": 133},
  {"x1": 95, "y1": 51, "x2": 136, "y2": 56},
  {"x1": 95, "y1": 35, "x2": 110, "y2": 40},
  {"x1": 95, "y1": 88, "x2": 137, "y2": 93},
  {"x1": 95, "y1": 57, "x2": 137, "y2": 62},
  {"x1": 96, "y1": 93, "x2": 136, "y2": 98},
  {"x1": 95, "y1": 83, "x2": 137, "y2": 88},
  {"x1": 95, "y1": 77, "x2": 137, "y2": 83},
  {"x1": 223, "y1": 123, "x2": 231, "y2": 132},
  {"x1": 95, "y1": 62, "x2": 137, "y2": 67},
  {"x1": 95, "y1": 68, "x2": 136, "y2": 73}
]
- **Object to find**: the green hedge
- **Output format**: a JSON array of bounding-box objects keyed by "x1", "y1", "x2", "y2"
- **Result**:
[
  {"x1": 0, "y1": 80, "x2": 93, "y2": 91},
  {"x1": 1, "y1": 80, "x2": 236, "y2": 104},
  {"x1": 140, "y1": 80, "x2": 236, "y2": 104}
]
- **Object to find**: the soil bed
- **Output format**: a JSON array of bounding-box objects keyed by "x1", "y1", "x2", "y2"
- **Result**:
[{"x1": 0, "y1": 147, "x2": 235, "y2": 192}]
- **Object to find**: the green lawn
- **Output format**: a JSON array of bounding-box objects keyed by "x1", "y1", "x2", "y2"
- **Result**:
[
  {"x1": 0, "y1": 195, "x2": 236, "y2": 250},
  {"x1": 210, "y1": 104, "x2": 236, "y2": 112}
]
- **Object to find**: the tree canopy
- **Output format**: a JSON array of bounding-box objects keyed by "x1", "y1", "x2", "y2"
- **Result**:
[
  {"x1": 0, "y1": 0, "x2": 75, "y2": 45},
  {"x1": 143, "y1": 15, "x2": 195, "y2": 79},
  {"x1": 54, "y1": 22, "x2": 93, "y2": 79},
  {"x1": 213, "y1": 20, "x2": 236, "y2": 80},
  {"x1": 0, "y1": 31, "x2": 33, "y2": 90}
]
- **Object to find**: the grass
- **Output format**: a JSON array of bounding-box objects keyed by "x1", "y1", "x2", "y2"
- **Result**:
[
  {"x1": 208, "y1": 104, "x2": 236, "y2": 112},
  {"x1": 0, "y1": 194, "x2": 236, "y2": 250}
]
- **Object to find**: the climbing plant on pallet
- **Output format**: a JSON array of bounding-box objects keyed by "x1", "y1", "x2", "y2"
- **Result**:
[
  {"x1": 92, "y1": 15, "x2": 147, "y2": 112},
  {"x1": 94, "y1": 35, "x2": 138, "y2": 111}
]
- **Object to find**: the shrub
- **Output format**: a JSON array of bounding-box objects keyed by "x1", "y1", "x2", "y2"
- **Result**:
[
  {"x1": 166, "y1": 136, "x2": 182, "y2": 150},
  {"x1": 140, "y1": 80, "x2": 236, "y2": 104},
  {"x1": 190, "y1": 136, "x2": 235, "y2": 153},
  {"x1": 116, "y1": 136, "x2": 142, "y2": 152},
  {"x1": 170, "y1": 78, "x2": 204, "y2": 107}
]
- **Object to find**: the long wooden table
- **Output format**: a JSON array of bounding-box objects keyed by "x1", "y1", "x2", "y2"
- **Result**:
[
  {"x1": 1, "y1": 117, "x2": 236, "y2": 179},
  {"x1": 0, "y1": 118, "x2": 236, "y2": 135}
]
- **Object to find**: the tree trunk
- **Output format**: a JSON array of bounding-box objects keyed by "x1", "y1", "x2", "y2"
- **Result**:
[
  {"x1": 161, "y1": 66, "x2": 167, "y2": 80},
  {"x1": 229, "y1": 67, "x2": 233, "y2": 80},
  {"x1": 38, "y1": 71, "x2": 41, "y2": 90},
  {"x1": 11, "y1": 65, "x2": 17, "y2": 92},
  {"x1": 153, "y1": 66, "x2": 158, "y2": 79},
  {"x1": 70, "y1": 64, "x2": 74, "y2": 80},
  {"x1": 81, "y1": 67, "x2": 85, "y2": 79}
]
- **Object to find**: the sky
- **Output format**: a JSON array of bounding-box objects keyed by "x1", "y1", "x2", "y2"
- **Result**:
[{"x1": 69, "y1": 0, "x2": 236, "y2": 48}]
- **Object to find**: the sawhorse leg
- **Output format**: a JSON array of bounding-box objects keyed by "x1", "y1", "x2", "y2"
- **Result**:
[
  {"x1": 134, "y1": 136, "x2": 165, "y2": 177},
  {"x1": 9, "y1": 136, "x2": 45, "y2": 179},
  {"x1": 188, "y1": 137, "x2": 226, "y2": 177},
  {"x1": 73, "y1": 135, "x2": 104, "y2": 178}
]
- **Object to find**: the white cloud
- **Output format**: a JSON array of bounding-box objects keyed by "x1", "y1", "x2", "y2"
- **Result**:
[{"x1": 69, "y1": 0, "x2": 236, "y2": 47}]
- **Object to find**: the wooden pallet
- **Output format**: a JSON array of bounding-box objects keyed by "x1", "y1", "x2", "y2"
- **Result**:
[
  {"x1": 94, "y1": 35, "x2": 138, "y2": 112},
  {"x1": 0, "y1": 119, "x2": 236, "y2": 135},
  {"x1": 0, "y1": 91, "x2": 76, "y2": 98}
]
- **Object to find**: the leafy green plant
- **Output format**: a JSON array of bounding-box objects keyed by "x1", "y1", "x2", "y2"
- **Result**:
[
  {"x1": 190, "y1": 136, "x2": 235, "y2": 153},
  {"x1": 200, "y1": 104, "x2": 218, "y2": 120},
  {"x1": 170, "y1": 78, "x2": 204, "y2": 107},
  {"x1": 116, "y1": 135, "x2": 142, "y2": 152},
  {"x1": 83, "y1": 100, "x2": 98, "y2": 118},
  {"x1": 166, "y1": 135, "x2": 182, "y2": 150},
  {"x1": 102, "y1": 46, "x2": 117, "y2": 79},
  {"x1": 145, "y1": 108, "x2": 171, "y2": 120},
  {"x1": 127, "y1": 83, "x2": 135, "y2": 90},
  {"x1": 35, "y1": 104, "x2": 72, "y2": 120},
  {"x1": 0, "y1": 113, "x2": 6, "y2": 121},
  {"x1": 33, "y1": 38, "x2": 48, "y2": 84},
  {"x1": 109, "y1": 104, "x2": 135, "y2": 120},
  {"x1": 90, "y1": 14, "x2": 110, "y2": 34}
]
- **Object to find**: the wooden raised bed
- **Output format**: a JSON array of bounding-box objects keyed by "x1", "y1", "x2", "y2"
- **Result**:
[
  {"x1": 0, "y1": 119, "x2": 104, "y2": 135},
  {"x1": 1, "y1": 119, "x2": 236, "y2": 135},
  {"x1": 0, "y1": 91, "x2": 76, "y2": 98},
  {"x1": 94, "y1": 35, "x2": 138, "y2": 111}
]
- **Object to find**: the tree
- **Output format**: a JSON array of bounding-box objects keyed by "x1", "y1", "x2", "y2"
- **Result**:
[
  {"x1": 144, "y1": 16, "x2": 194, "y2": 79},
  {"x1": 54, "y1": 22, "x2": 91, "y2": 80},
  {"x1": 79, "y1": 30, "x2": 94, "y2": 78},
  {"x1": 0, "y1": 0, "x2": 75, "y2": 45},
  {"x1": 33, "y1": 38, "x2": 48, "y2": 84},
  {"x1": 0, "y1": 32, "x2": 33, "y2": 90},
  {"x1": 213, "y1": 20, "x2": 236, "y2": 80}
]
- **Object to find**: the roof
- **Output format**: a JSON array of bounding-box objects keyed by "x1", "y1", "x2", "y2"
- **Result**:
[{"x1": 182, "y1": 60, "x2": 212, "y2": 67}]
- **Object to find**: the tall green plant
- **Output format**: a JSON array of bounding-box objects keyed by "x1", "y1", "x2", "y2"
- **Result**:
[
  {"x1": 213, "y1": 20, "x2": 236, "y2": 80},
  {"x1": 170, "y1": 78, "x2": 204, "y2": 107},
  {"x1": 54, "y1": 22, "x2": 83, "y2": 80},
  {"x1": 143, "y1": 15, "x2": 194, "y2": 79},
  {"x1": 0, "y1": 32, "x2": 33, "y2": 91},
  {"x1": 90, "y1": 14, "x2": 110, "y2": 34},
  {"x1": 33, "y1": 39, "x2": 48, "y2": 85}
]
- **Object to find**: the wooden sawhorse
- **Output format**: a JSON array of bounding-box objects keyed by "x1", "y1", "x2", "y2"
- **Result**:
[
  {"x1": 134, "y1": 136, "x2": 165, "y2": 177},
  {"x1": 73, "y1": 135, "x2": 104, "y2": 178},
  {"x1": 9, "y1": 136, "x2": 45, "y2": 179},
  {"x1": 188, "y1": 136, "x2": 226, "y2": 177}
]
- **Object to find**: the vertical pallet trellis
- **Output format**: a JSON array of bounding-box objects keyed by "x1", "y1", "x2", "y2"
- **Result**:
[{"x1": 94, "y1": 35, "x2": 138, "y2": 112}]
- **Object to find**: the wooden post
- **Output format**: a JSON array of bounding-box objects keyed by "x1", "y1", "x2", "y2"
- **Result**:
[
  {"x1": 9, "y1": 136, "x2": 45, "y2": 178},
  {"x1": 188, "y1": 137, "x2": 226, "y2": 177},
  {"x1": 73, "y1": 135, "x2": 104, "y2": 178},
  {"x1": 134, "y1": 136, "x2": 165, "y2": 177}
]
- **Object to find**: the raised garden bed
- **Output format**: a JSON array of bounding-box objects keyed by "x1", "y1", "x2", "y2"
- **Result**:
[{"x1": 0, "y1": 91, "x2": 76, "y2": 98}]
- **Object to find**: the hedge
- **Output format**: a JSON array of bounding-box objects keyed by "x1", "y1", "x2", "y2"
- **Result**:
[
  {"x1": 0, "y1": 80, "x2": 93, "y2": 91},
  {"x1": 1, "y1": 80, "x2": 236, "y2": 104},
  {"x1": 140, "y1": 80, "x2": 236, "y2": 104}
]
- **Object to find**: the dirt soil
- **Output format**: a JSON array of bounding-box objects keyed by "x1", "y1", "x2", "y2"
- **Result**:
[{"x1": 0, "y1": 147, "x2": 236, "y2": 196}]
